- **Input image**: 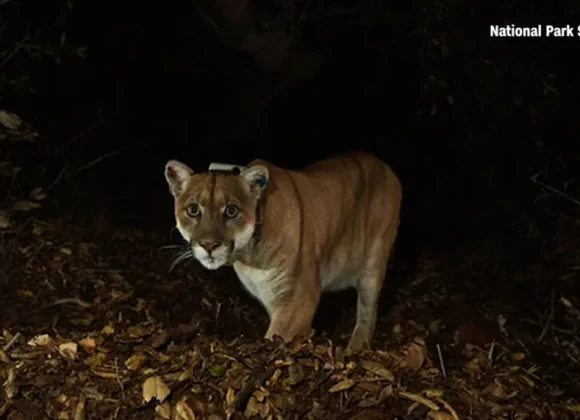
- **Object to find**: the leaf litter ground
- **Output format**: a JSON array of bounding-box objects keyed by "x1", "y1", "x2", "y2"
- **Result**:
[{"x1": 1, "y1": 113, "x2": 580, "y2": 419}]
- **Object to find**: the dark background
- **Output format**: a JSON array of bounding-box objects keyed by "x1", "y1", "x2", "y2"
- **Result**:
[{"x1": 1, "y1": 0, "x2": 579, "y2": 256}]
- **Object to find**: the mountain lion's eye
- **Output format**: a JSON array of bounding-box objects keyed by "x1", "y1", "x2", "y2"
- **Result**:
[
  {"x1": 186, "y1": 204, "x2": 200, "y2": 218},
  {"x1": 224, "y1": 205, "x2": 240, "y2": 218}
]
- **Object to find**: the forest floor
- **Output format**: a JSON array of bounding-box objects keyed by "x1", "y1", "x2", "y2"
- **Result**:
[{"x1": 1, "y1": 111, "x2": 580, "y2": 420}]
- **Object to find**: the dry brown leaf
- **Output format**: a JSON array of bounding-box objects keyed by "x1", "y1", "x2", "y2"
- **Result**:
[
  {"x1": 28, "y1": 334, "x2": 54, "y2": 347},
  {"x1": 30, "y1": 187, "x2": 48, "y2": 201},
  {"x1": 128, "y1": 324, "x2": 155, "y2": 338},
  {"x1": 244, "y1": 396, "x2": 261, "y2": 417},
  {"x1": 0, "y1": 349, "x2": 10, "y2": 363},
  {"x1": 73, "y1": 395, "x2": 86, "y2": 420},
  {"x1": 399, "y1": 391, "x2": 439, "y2": 411},
  {"x1": 125, "y1": 352, "x2": 148, "y2": 371},
  {"x1": 143, "y1": 376, "x2": 171, "y2": 403},
  {"x1": 267, "y1": 368, "x2": 282, "y2": 386},
  {"x1": 400, "y1": 337, "x2": 427, "y2": 372},
  {"x1": 0, "y1": 210, "x2": 11, "y2": 229},
  {"x1": 427, "y1": 411, "x2": 455, "y2": 420},
  {"x1": 424, "y1": 389, "x2": 444, "y2": 398},
  {"x1": 102, "y1": 323, "x2": 115, "y2": 335},
  {"x1": 155, "y1": 402, "x2": 172, "y2": 419},
  {"x1": 360, "y1": 359, "x2": 395, "y2": 382},
  {"x1": 0, "y1": 110, "x2": 23, "y2": 130},
  {"x1": 174, "y1": 399, "x2": 196, "y2": 420},
  {"x1": 13, "y1": 200, "x2": 42, "y2": 212},
  {"x1": 287, "y1": 362, "x2": 304, "y2": 385},
  {"x1": 178, "y1": 366, "x2": 193, "y2": 382},
  {"x1": 436, "y1": 397, "x2": 459, "y2": 420},
  {"x1": 328, "y1": 378, "x2": 355, "y2": 393},
  {"x1": 60, "y1": 247, "x2": 73, "y2": 256},
  {"x1": 225, "y1": 387, "x2": 235, "y2": 406},
  {"x1": 78, "y1": 337, "x2": 96, "y2": 353},
  {"x1": 58, "y1": 342, "x2": 78, "y2": 361},
  {"x1": 3, "y1": 367, "x2": 18, "y2": 399}
]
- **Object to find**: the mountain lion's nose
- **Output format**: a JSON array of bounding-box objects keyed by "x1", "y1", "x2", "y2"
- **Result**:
[{"x1": 199, "y1": 241, "x2": 221, "y2": 253}]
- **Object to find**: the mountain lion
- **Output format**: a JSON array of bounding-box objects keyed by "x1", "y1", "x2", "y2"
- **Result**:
[{"x1": 164, "y1": 152, "x2": 402, "y2": 350}]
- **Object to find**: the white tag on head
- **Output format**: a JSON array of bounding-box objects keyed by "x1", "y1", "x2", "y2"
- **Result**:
[{"x1": 208, "y1": 162, "x2": 246, "y2": 173}]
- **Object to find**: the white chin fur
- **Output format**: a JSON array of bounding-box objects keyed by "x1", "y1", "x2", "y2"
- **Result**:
[{"x1": 193, "y1": 243, "x2": 229, "y2": 270}]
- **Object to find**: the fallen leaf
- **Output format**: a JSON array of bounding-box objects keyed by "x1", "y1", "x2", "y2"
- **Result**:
[
  {"x1": 178, "y1": 365, "x2": 193, "y2": 382},
  {"x1": 0, "y1": 110, "x2": 23, "y2": 129},
  {"x1": 102, "y1": 323, "x2": 115, "y2": 335},
  {"x1": 30, "y1": 187, "x2": 48, "y2": 201},
  {"x1": 60, "y1": 247, "x2": 73, "y2": 256},
  {"x1": 287, "y1": 362, "x2": 304, "y2": 385},
  {"x1": 424, "y1": 389, "x2": 444, "y2": 398},
  {"x1": 225, "y1": 387, "x2": 235, "y2": 406},
  {"x1": 143, "y1": 376, "x2": 171, "y2": 403},
  {"x1": 328, "y1": 378, "x2": 355, "y2": 393},
  {"x1": 209, "y1": 364, "x2": 226, "y2": 377},
  {"x1": 155, "y1": 402, "x2": 172, "y2": 419},
  {"x1": 244, "y1": 396, "x2": 262, "y2": 417},
  {"x1": 175, "y1": 399, "x2": 196, "y2": 420},
  {"x1": 127, "y1": 324, "x2": 154, "y2": 339},
  {"x1": 73, "y1": 395, "x2": 86, "y2": 420},
  {"x1": 427, "y1": 411, "x2": 455, "y2": 420},
  {"x1": 58, "y1": 342, "x2": 78, "y2": 361},
  {"x1": 13, "y1": 200, "x2": 42, "y2": 212},
  {"x1": 400, "y1": 337, "x2": 427, "y2": 372},
  {"x1": 3, "y1": 367, "x2": 18, "y2": 399},
  {"x1": 28, "y1": 334, "x2": 54, "y2": 347},
  {"x1": 267, "y1": 368, "x2": 282, "y2": 387},
  {"x1": 0, "y1": 210, "x2": 11, "y2": 229},
  {"x1": 125, "y1": 352, "x2": 148, "y2": 371},
  {"x1": 360, "y1": 360, "x2": 395, "y2": 382},
  {"x1": 78, "y1": 337, "x2": 96, "y2": 352},
  {"x1": 399, "y1": 391, "x2": 439, "y2": 411}
]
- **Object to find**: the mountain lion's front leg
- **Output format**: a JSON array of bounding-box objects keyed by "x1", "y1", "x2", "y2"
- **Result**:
[{"x1": 265, "y1": 288, "x2": 320, "y2": 343}]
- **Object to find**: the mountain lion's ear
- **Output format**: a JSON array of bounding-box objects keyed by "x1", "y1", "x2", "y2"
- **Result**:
[
  {"x1": 240, "y1": 164, "x2": 269, "y2": 195},
  {"x1": 165, "y1": 160, "x2": 194, "y2": 197}
]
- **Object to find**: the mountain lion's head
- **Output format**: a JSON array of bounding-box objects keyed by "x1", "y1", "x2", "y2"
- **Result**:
[{"x1": 164, "y1": 160, "x2": 268, "y2": 270}]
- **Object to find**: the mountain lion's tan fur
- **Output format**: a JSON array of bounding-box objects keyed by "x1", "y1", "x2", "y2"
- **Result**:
[{"x1": 164, "y1": 152, "x2": 402, "y2": 349}]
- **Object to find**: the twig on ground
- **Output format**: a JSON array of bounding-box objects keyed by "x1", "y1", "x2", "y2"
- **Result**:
[
  {"x1": 2, "y1": 332, "x2": 21, "y2": 352},
  {"x1": 436, "y1": 343, "x2": 447, "y2": 378},
  {"x1": 531, "y1": 172, "x2": 580, "y2": 207},
  {"x1": 488, "y1": 340, "x2": 496, "y2": 364},
  {"x1": 114, "y1": 356, "x2": 126, "y2": 401},
  {"x1": 26, "y1": 297, "x2": 92, "y2": 316},
  {"x1": 47, "y1": 297, "x2": 92, "y2": 308},
  {"x1": 537, "y1": 288, "x2": 556, "y2": 343}
]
